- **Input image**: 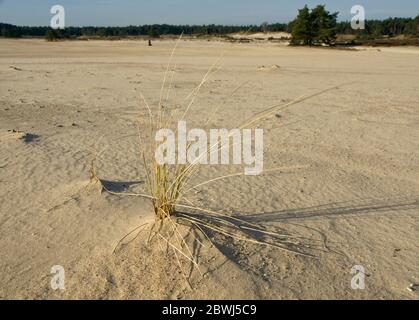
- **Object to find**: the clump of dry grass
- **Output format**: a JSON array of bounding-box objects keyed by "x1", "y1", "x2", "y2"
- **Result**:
[
  {"x1": 146, "y1": 163, "x2": 186, "y2": 220},
  {"x1": 93, "y1": 36, "x2": 347, "y2": 286}
]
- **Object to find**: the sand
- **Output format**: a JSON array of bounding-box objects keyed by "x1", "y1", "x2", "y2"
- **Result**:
[
  {"x1": 0, "y1": 38, "x2": 418, "y2": 300},
  {"x1": 230, "y1": 31, "x2": 291, "y2": 40}
]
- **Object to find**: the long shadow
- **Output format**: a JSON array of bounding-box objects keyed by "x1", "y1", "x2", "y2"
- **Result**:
[
  {"x1": 238, "y1": 197, "x2": 419, "y2": 223},
  {"x1": 101, "y1": 180, "x2": 144, "y2": 193},
  {"x1": 176, "y1": 196, "x2": 419, "y2": 279}
]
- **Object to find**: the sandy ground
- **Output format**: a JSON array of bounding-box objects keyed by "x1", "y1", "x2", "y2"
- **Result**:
[
  {"x1": 230, "y1": 31, "x2": 291, "y2": 40},
  {"x1": 0, "y1": 39, "x2": 418, "y2": 300}
]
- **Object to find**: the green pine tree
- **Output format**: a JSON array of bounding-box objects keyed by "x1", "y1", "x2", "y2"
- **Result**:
[
  {"x1": 291, "y1": 5, "x2": 338, "y2": 46},
  {"x1": 291, "y1": 5, "x2": 314, "y2": 45},
  {"x1": 311, "y1": 5, "x2": 338, "y2": 45}
]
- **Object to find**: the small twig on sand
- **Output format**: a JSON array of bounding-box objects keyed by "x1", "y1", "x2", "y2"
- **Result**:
[{"x1": 10, "y1": 66, "x2": 23, "y2": 71}]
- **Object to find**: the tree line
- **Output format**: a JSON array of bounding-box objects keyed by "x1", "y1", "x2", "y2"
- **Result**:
[
  {"x1": 1, "y1": 23, "x2": 290, "y2": 39},
  {"x1": 291, "y1": 5, "x2": 419, "y2": 45},
  {"x1": 1, "y1": 11, "x2": 418, "y2": 41},
  {"x1": 336, "y1": 17, "x2": 419, "y2": 37}
]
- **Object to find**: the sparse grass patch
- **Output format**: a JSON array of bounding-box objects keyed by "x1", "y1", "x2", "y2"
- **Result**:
[{"x1": 89, "y1": 36, "x2": 348, "y2": 287}]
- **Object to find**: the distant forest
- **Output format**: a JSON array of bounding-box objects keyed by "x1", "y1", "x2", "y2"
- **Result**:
[
  {"x1": 1, "y1": 16, "x2": 418, "y2": 39},
  {"x1": 1, "y1": 23, "x2": 284, "y2": 38}
]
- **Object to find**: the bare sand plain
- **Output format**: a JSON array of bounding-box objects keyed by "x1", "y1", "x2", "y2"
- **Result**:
[{"x1": 0, "y1": 39, "x2": 418, "y2": 299}]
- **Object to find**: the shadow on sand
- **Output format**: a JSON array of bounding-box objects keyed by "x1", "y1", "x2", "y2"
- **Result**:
[
  {"x1": 176, "y1": 196, "x2": 419, "y2": 276},
  {"x1": 101, "y1": 180, "x2": 144, "y2": 193},
  {"x1": 239, "y1": 197, "x2": 419, "y2": 223}
]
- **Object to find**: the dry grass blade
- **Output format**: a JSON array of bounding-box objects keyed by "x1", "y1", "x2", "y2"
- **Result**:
[
  {"x1": 157, "y1": 232, "x2": 200, "y2": 269},
  {"x1": 177, "y1": 213, "x2": 317, "y2": 258},
  {"x1": 179, "y1": 58, "x2": 222, "y2": 121},
  {"x1": 113, "y1": 223, "x2": 149, "y2": 254},
  {"x1": 237, "y1": 83, "x2": 354, "y2": 130},
  {"x1": 181, "y1": 166, "x2": 308, "y2": 196}
]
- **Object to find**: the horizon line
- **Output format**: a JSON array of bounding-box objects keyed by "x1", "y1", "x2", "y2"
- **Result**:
[{"x1": 1, "y1": 15, "x2": 418, "y2": 29}]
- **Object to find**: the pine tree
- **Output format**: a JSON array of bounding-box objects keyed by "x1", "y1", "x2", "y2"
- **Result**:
[
  {"x1": 291, "y1": 5, "x2": 338, "y2": 46},
  {"x1": 291, "y1": 5, "x2": 314, "y2": 45},
  {"x1": 311, "y1": 5, "x2": 338, "y2": 45}
]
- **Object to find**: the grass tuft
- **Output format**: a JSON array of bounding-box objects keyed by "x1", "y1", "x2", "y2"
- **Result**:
[{"x1": 91, "y1": 38, "x2": 351, "y2": 287}]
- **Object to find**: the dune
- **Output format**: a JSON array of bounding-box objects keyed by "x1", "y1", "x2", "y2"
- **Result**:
[{"x1": 0, "y1": 39, "x2": 418, "y2": 300}]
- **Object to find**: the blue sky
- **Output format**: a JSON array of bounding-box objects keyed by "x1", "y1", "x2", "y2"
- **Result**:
[{"x1": 0, "y1": 0, "x2": 418, "y2": 26}]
